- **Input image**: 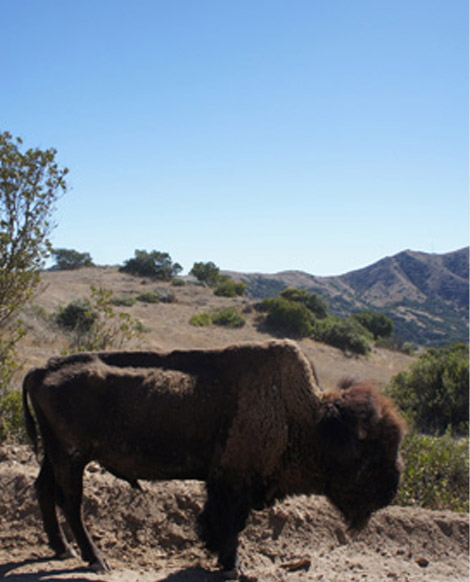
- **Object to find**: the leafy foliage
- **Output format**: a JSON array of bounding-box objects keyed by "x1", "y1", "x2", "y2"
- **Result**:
[
  {"x1": 120, "y1": 250, "x2": 182, "y2": 281},
  {"x1": 51, "y1": 248, "x2": 94, "y2": 270},
  {"x1": 212, "y1": 308, "x2": 246, "y2": 328},
  {"x1": 56, "y1": 299, "x2": 98, "y2": 333},
  {"x1": 312, "y1": 317, "x2": 371, "y2": 355},
  {"x1": 136, "y1": 291, "x2": 160, "y2": 304},
  {"x1": 0, "y1": 325, "x2": 25, "y2": 394},
  {"x1": 189, "y1": 308, "x2": 245, "y2": 329},
  {"x1": 258, "y1": 288, "x2": 373, "y2": 353},
  {"x1": 57, "y1": 286, "x2": 143, "y2": 352},
  {"x1": 260, "y1": 297, "x2": 314, "y2": 337},
  {"x1": 0, "y1": 132, "x2": 68, "y2": 327},
  {"x1": 214, "y1": 278, "x2": 247, "y2": 297},
  {"x1": 110, "y1": 296, "x2": 137, "y2": 307},
  {"x1": 171, "y1": 278, "x2": 186, "y2": 287},
  {"x1": 352, "y1": 311, "x2": 394, "y2": 339},
  {"x1": 396, "y1": 431, "x2": 469, "y2": 512},
  {"x1": 189, "y1": 312, "x2": 212, "y2": 327},
  {"x1": 280, "y1": 288, "x2": 328, "y2": 319},
  {"x1": 0, "y1": 390, "x2": 27, "y2": 443},
  {"x1": 190, "y1": 261, "x2": 221, "y2": 287},
  {"x1": 0, "y1": 132, "x2": 67, "y2": 394},
  {"x1": 387, "y1": 343, "x2": 469, "y2": 435}
]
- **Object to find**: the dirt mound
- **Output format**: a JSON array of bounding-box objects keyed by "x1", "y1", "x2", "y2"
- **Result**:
[{"x1": 0, "y1": 445, "x2": 468, "y2": 581}]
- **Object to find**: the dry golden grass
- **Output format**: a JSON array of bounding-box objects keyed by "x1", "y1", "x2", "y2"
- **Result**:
[{"x1": 16, "y1": 267, "x2": 415, "y2": 390}]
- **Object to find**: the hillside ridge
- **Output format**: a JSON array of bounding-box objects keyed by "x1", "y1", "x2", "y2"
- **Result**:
[{"x1": 227, "y1": 247, "x2": 469, "y2": 346}]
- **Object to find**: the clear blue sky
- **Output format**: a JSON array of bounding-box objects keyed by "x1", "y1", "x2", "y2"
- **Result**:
[{"x1": 2, "y1": 1, "x2": 468, "y2": 275}]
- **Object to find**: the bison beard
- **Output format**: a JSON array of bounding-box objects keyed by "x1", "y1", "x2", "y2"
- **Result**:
[{"x1": 22, "y1": 340, "x2": 405, "y2": 575}]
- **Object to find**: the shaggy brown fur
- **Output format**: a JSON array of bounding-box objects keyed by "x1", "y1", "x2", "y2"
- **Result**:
[{"x1": 23, "y1": 340, "x2": 405, "y2": 574}]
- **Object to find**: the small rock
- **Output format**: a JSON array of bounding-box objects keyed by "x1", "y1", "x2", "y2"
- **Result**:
[
  {"x1": 416, "y1": 557, "x2": 429, "y2": 568},
  {"x1": 280, "y1": 557, "x2": 311, "y2": 572}
]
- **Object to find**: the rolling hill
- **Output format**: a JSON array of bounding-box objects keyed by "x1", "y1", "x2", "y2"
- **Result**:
[{"x1": 227, "y1": 247, "x2": 469, "y2": 347}]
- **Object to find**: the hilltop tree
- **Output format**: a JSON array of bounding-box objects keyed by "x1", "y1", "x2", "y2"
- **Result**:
[
  {"x1": 0, "y1": 131, "x2": 68, "y2": 392},
  {"x1": 190, "y1": 261, "x2": 221, "y2": 287},
  {"x1": 52, "y1": 248, "x2": 94, "y2": 270},
  {"x1": 120, "y1": 249, "x2": 182, "y2": 281}
]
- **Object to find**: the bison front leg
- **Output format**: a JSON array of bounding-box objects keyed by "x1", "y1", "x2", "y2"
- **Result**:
[{"x1": 199, "y1": 479, "x2": 251, "y2": 575}]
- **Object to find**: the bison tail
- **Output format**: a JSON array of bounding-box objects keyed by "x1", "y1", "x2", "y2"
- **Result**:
[{"x1": 22, "y1": 368, "x2": 44, "y2": 456}]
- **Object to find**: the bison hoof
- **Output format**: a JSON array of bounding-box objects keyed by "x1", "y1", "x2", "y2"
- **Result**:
[
  {"x1": 54, "y1": 546, "x2": 77, "y2": 560},
  {"x1": 222, "y1": 568, "x2": 238, "y2": 580},
  {"x1": 89, "y1": 558, "x2": 110, "y2": 573}
]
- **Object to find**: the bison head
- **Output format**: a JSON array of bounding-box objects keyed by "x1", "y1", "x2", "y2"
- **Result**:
[{"x1": 316, "y1": 379, "x2": 406, "y2": 530}]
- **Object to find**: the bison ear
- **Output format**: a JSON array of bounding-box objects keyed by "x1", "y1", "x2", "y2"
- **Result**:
[{"x1": 316, "y1": 400, "x2": 361, "y2": 464}]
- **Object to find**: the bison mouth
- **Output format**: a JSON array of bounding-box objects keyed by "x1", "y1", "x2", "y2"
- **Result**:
[
  {"x1": 325, "y1": 469, "x2": 400, "y2": 532},
  {"x1": 342, "y1": 506, "x2": 373, "y2": 532},
  {"x1": 329, "y1": 496, "x2": 373, "y2": 532}
]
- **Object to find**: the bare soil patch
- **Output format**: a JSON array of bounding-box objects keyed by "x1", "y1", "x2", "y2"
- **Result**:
[{"x1": 0, "y1": 446, "x2": 468, "y2": 581}]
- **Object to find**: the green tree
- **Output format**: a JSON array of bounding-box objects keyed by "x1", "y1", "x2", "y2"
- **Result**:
[
  {"x1": 0, "y1": 131, "x2": 68, "y2": 393},
  {"x1": 352, "y1": 311, "x2": 394, "y2": 339},
  {"x1": 52, "y1": 248, "x2": 94, "y2": 270},
  {"x1": 190, "y1": 261, "x2": 221, "y2": 287},
  {"x1": 120, "y1": 249, "x2": 182, "y2": 280},
  {"x1": 387, "y1": 343, "x2": 469, "y2": 435}
]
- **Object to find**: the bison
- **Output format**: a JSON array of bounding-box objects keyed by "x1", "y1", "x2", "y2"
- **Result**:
[{"x1": 23, "y1": 339, "x2": 405, "y2": 576}]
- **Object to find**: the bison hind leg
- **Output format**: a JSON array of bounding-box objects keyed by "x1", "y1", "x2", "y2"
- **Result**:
[
  {"x1": 35, "y1": 457, "x2": 74, "y2": 559},
  {"x1": 53, "y1": 454, "x2": 110, "y2": 572},
  {"x1": 199, "y1": 480, "x2": 251, "y2": 573}
]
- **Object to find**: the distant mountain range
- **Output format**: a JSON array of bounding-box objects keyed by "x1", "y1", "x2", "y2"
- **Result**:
[{"x1": 227, "y1": 247, "x2": 469, "y2": 347}]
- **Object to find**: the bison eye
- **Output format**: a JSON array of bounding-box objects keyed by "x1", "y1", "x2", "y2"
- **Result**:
[{"x1": 317, "y1": 410, "x2": 362, "y2": 465}]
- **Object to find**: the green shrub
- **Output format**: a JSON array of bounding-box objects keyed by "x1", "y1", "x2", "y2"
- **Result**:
[
  {"x1": 387, "y1": 343, "x2": 469, "y2": 435},
  {"x1": 111, "y1": 296, "x2": 137, "y2": 307},
  {"x1": 171, "y1": 278, "x2": 186, "y2": 287},
  {"x1": 58, "y1": 287, "x2": 143, "y2": 352},
  {"x1": 352, "y1": 311, "x2": 394, "y2": 339},
  {"x1": 280, "y1": 288, "x2": 328, "y2": 319},
  {"x1": 56, "y1": 299, "x2": 97, "y2": 332},
  {"x1": 214, "y1": 279, "x2": 247, "y2": 297},
  {"x1": 212, "y1": 308, "x2": 245, "y2": 329},
  {"x1": 313, "y1": 316, "x2": 371, "y2": 355},
  {"x1": 260, "y1": 297, "x2": 314, "y2": 337},
  {"x1": 136, "y1": 291, "x2": 160, "y2": 304},
  {"x1": 0, "y1": 391, "x2": 27, "y2": 443},
  {"x1": 189, "y1": 312, "x2": 212, "y2": 327},
  {"x1": 396, "y1": 431, "x2": 469, "y2": 512}
]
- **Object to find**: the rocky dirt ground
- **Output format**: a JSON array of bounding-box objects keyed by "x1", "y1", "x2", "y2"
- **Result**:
[{"x1": 0, "y1": 446, "x2": 468, "y2": 582}]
